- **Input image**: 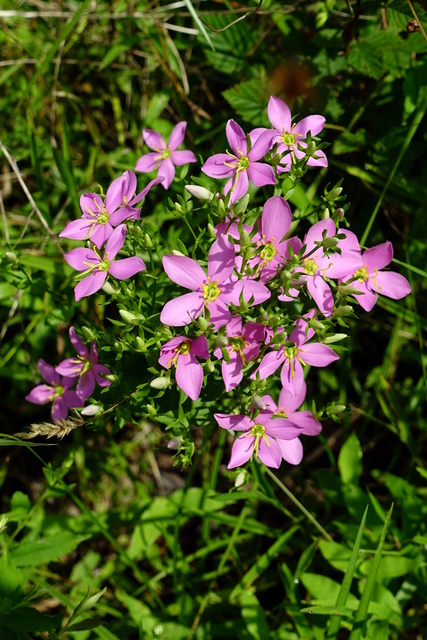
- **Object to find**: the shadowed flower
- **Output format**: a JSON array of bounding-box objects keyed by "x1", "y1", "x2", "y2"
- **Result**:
[
  {"x1": 65, "y1": 224, "x2": 145, "y2": 301},
  {"x1": 56, "y1": 327, "x2": 111, "y2": 400},
  {"x1": 25, "y1": 359, "x2": 81, "y2": 422},
  {"x1": 135, "y1": 122, "x2": 197, "y2": 189},
  {"x1": 60, "y1": 172, "x2": 163, "y2": 249},
  {"x1": 201, "y1": 119, "x2": 276, "y2": 205},
  {"x1": 158, "y1": 334, "x2": 209, "y2": 400}
]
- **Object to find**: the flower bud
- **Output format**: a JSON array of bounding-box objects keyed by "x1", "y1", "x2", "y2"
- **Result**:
[
  {"x1": 234, "y1": 194, "x2": 250, "y2": 215},
  {"x1": 214, "y1": 335, "x2": 229, "y2": 349},
  {"x1": 308, "y1": 319, "x2": 325, "y2": 331},
  {"x1": 336, "y1": 207, "x2": 345, "y2": 220},
  {"x1": 207, "y1": 223, "x2": 216, "y2": 239},
  {"x1": 305, "y1": 141, "x2": 317, "y2": 157},
  {"x1": 205, "y1": 359, "x2": 215, "y2": 373},
  {"x1": 101, "y1": 280, "x2": 118, "y2": 295},
  {"x1": 119, "y1": 309, "x2": 138, "y2": 324},
  {"x1": 326, "y1": 187, "x2": 343, "y2": 202},
  {"x1": 167, "y1": 437, "x2": 181, "y2": 450},
  {"x1": 185, "y1": 185, "x2": 213, "y2": 201},
  {"x1": 240, "y1": 229, "x2": 251, "y2": 247},
  {"x1": 281, "y1": 270, "x2": 292, "y2": 282},
  {"x1": 81, "y1": 404, "x2": 102, "y2": 416},
  {"x1": 104, "y1": 374, "x2": 118, "y2": 383},
  {"x1": 146, "y1": 403, "x2": 157, "y2": 416},
  {"x1": 150, "y1": 377, "x2": 170, "y2": 390},
  {"x1": 5, "y1": 251, "x2": 17, "y2": 262},
  {"x1": 339, "y1": 285, "x2": 362, "y2": 295},
  {"x1": 328, "y1": 404, "x2": 346, "y2": 415},
  {"x1": 251, "y1": 395, "x2": 267, "y2": 411},
  {"x1": 323, "y1": 236, "x2": 339, "y2": 249},
  {"x1": 322, "y1": 207, "x2": 331, "y2": 219},
  {"x1": 81, "y1": 326, "x2": 96, "y2": 341},
  {"x1": 234, "y1": 471, "x2": 247, "y2": 488},
  {"x1": 268, "y1": 314, "x2": 281, "y2": 327},
  {"x1": 335, "y1": 305, "x2": 353, "y2": 316},
  {"x1": 197, "y1": 316, "x2": 210, "y2": 331},
  {"x1": 172, "y1": 250, "x2": 186, "y2": 257},
  {"x1": 135, "y1": 336, "x2": 145, "y2": 351},
  {"x1": 323, "y1": 333, "x2": 347, "y2": 344},
  {"x1": 143, "y1": 233, "x2": 153, "y2": 249}
]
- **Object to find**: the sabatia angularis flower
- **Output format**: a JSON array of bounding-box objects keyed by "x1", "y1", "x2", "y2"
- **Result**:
[
  {"x1": 253, "y1": 313, "x2": 339, "y2": 395},
  {"x1": 254, "y1": 96, "x2": 328, "y2": 172},
  {"x1": 259, "y1": 382, "x2": 322, "y2": 465},
  {"x1": 56, "y1": 327, "x2": 111, "y2": 400},
  {"x1": 160, "y1": 234, "x2": 271, "y2": 329},
  {"x1": 65, "y1": 224, "x2": 145, "y2": 301},
  {"x1": 135, "y1": 122, "x2": 197, "y2": 189},
  {"x1": 201, "y1": 119, "x2": 276, "y2": 205},
  {"x1": 337, "y1": 234, "x2": 412, "y2": 311},
  {"x1": 25, "y1": 359, "x2": 81, "y2": 422},
  {"x1": 213, "y1": 317, "x2": 265, "y2": 392},
  {"x1": 59, "y1": 172, "x2": 163, "y2": 249},
  {"x1": 214, "y1": 410, "x2": 305, "y2": 469},
  {"x1": 158, "y1": 334, "x2": 209, "y2": 400}
]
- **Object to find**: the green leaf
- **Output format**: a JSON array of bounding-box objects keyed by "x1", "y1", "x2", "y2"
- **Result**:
[
  {"x1": 223, "y1": 76, "x2": 270, "y2": 126},
  {"x1": 10, "y1": 532, "x2": 90, "y2": 567},
  {"x1": 338, "y1": 433, "x2": 363, "y2": 485},
  {"x1": 238, "y1": 590, "x2": 271, "y2": 640}
]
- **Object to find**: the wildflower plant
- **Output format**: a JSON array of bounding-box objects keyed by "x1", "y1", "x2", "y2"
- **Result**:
[{"x1": 24, "y1": 97, "x2": 411, "y2": 486}]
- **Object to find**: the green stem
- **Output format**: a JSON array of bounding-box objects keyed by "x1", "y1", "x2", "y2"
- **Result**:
[{"x1": 263, "y1": 465, "x2": 333, "y2": 541}]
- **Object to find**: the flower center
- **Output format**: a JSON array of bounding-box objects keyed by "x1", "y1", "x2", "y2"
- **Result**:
[
  {"x1": 284, "y1": 344, "x2": 298, "y2": 360},
  {"x1": 281, "y1": 132, "x2": 295, "y2": 147},
  {"x1": 53, "y1": 384, "x2": 65, "y2": 399},
  {"x1": 259, "y1": 243, "x2": 277, "y2": 264},
  {"x1": 97, "y1": 209, "x2": 110, "y2": 225},
  {"x1": 177, "y1": 341, "x2": 191, "y2": 356},
  {"x1": 304, "y1": 258, "x2": 318, "y2": 276},
  {"x1": 98, "y1": 258, "x2": 110, "y2": 272},
  {"x1": 251, "y1": 423, "x2": 266, "y2": 438},
  {"x1": 237, "y1": 155, "x2": 250, "y2": 171},
  {"x1": 160, "y1": 148, "x2": 171, "y2": 160},
  {"x1": 202, "y1": 279, "x2": 221, "y2": 305},
  {"x1": 354, "y1": 266, "x2": 369, "y2": 282},
  {"x1": 230, "y1": 336, "x2": 246, "y2": 352}
]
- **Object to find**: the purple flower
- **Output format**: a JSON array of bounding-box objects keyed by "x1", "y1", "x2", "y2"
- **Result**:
[
  {"x1": 160, "y1": 233, "x2": 271, "y2": 329},
  {"x1": 255, "y1": 96, "x2": 328, "y2": 172},
  {"x1": 25, "y1": 359, "x2": 81, "y2": 422},
  {"x1": 259, "y1": 383, "x2": 322, "y2": 465},
  {"x1": 253, "y1": 313, "x2": 339, "y2": 395},
  {"x1": 338, "y1": 237, "x2": 412, "y2": 312},
  {"x1": 56, "y1": 327, "x2": 111, "y2": 400},
  {"x1": 158, "y1": 334, "x2": 209, "y2": 400},
  {"x1": 214, "y1": 317, "x2": 265, "y2": 392},
  {"x1": 201, "y1": 120, "x2": 276, "y2": 204},
  {"x1": 135, "y1": 122, "x2": 197, "y2": 189},
  {"x1": 60, "y1": 173, "x2": 162, "y2": 249},
  {"x1": 64, "y1": 224, "x2": 145, "y2": 301},
  {"x1": 214, "y1": 409, "x2": 305, "y2": 469}
]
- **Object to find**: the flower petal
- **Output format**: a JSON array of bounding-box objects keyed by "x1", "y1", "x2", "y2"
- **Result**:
[
  {"x1": 108, "y1": 256, "x2": 146, "y2": 280},
  {"x1": 221, "y1": 354, "x2": 243, "y2": 392},
  {"x1": 268, "y1": 96, "x2": 292, "y2": 132},
  {"x1": 228, "y1": 435, "x2": 255, "y2": 469},
  {"x1": 160, "y1": 292, "x2": 204, "y2": 326},
  {"x1": 135, "y1": 152, "x2": 161, "y2": 173},
  {"x1": 65, "y1": 247, "x2": 98, "y2": 272},
  {"x1": 229, "y1": 170, "x2": 249, "y2": 204},
  {"x1": 301, "y1": 342, "x2": 339, "y2": 367},
  {"x1": 208, "y1": 234, "x2": 235, "y2": 281},
  {"x1": 26, "y1": 384, "x2": 55, "y2": 405},
  {"x1": 157, "y1": 158, "x2": 176, "y2": 189},
  {"x1": 363, "y1": 242, "x2": 393, "y2": 273},
  {"x1": 74, "y1": 272, "x2": 107, "y2": 301},
  {"x1": 370, "y1": 271, "x2": 411, "y2": 300},
  {"x1": 143, "y1": 129, "x2": 166, "y2": 151},
  {"x1": 105, "y1": 171, "x2": 137, "y2": 213},
  {"x1": 176, "y1": 354, "x2": 204, "y2": 400},
  {"x1": 254, "y1": 349, "x2": 285, "y2": 380},
  {"x1": 214, "y1": 413, "x2": 252, "y2": 431},
  {"x1": 247, "y1": 162, "x2": 276, "y2": 187},
  {"x1": 287, "y1": 411, "x2": 322, "y2": 435},
  {"x1": 258, "y1": 437, "x2": 282, "y2": 468},
  {"x1": 260, "y1": 196, "x2": 292, "y2": 242},
  {"x1": 168, "y1": 121, "x2": 187, "y2": 150},
  {"x1": 293, "y1": 115, "x2": 325, "y2": 137},
  {"x1": 226, "y1": 120, "x2": 247, "y2": 155},
  {"x1": 69, "y1": 327, "x2": 88, "y2": 357},
  {"x1": 162, "y1": 254, "x2": 205, "y2": 290},
  {"x1": 190, "y1": 334, "x2": 210, "y2": 359},
  {"x1": 38, "y1": 358, "x2": 61, "y2": 385},
  {"x1": 170, "y1": 149, "x2": 197, "y2": 166},
  {"x1": 201, "y1": 154, "x2": 235, "y2": 178},
  {"x1": 307, "y1": 274, "x2": 334, "y2": 317},
  {"x1": 104, "y1": 224, "x2": 126, "y2": 261},
  {"x1": 277, "y1": 438, "x2": 303, "y2": 465}
]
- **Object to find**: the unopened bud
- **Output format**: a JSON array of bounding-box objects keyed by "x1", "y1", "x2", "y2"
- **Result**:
[
  {"x1": 326, "y1": 187, "x2": 343, "y2": 201},
  {"x1": 143, "y1": 233, "x2": 153, "y2": 249},
  {"x1": 328, "y1": 404, "x2": 346, "y2": 415},
  {"x1": 150, "y1": 377, "x2": 170, "y2": 390},
  {"x1": 235, "y1": 471, "x2": 247, "y2": 488},
  {"x1": 336, "y1": 208, "x2": 345, "y2": 220},
  {"x1": 281, "y1": 270, "x2": 292, "y2": 282},
  {"x1": 101, "y1": 280, "x2": 118, "y2": 295},
  {"x1": 305, "y1": 141, "x2": 317, "y2": 157},
  {"x1": 207, "y1": 223, "x2": 216, "y2": 239},
  {"x1": 215, "y1": 335, "x2": 228, "y2": 349},
  {"x1": 322, "y1": 207, "x2": 331, "y2": 219},
  {"x1": 234, "y1": 194, "x2": 250, "y2": 215},
  {"x1": 268, "y1": 314, "x2": 281, "y2": 327},
  {"x1": 119, "y1": 309, "x2": 138, "y2": 324},
  {"x1": 104, "y1": 374, "x2": 118, "y2": 383},
  {"x1": 135, "y1": 336, "x2": 145, "y2": 350},
  {"x1": 81, "y1": 404, "x2": 102, "y2": 416},
  {"x1": 335, "y1": 305, "x2": 353, "y2": 316},
  {"x1": 185, "y1": 185, "x2": 213, "y2": 201},
  {"x1": 172, "y1": 250, "x2": 186, "y2": 257},
  {"x1": 309, "y1": 319, "x2": 325, "y2": 331},
  {"x1": 205, "y1": 359, "x2": 215, "y2": 373},
  {"x1": 167, "y1": 437, "x2": 181, "y2": 450},
  {"x1": 252, "y1": 395, "x2": 267, "y2": 411},
  {"x1": 5, "y1": 251, "x2": 17, "y2": 262},
  {"x1": 339, "y1": 285, "x2": 363, "y2": 296},
  {"x1": 197, "y1": 316, "x2": 210, "y2": 331},
  {"x1": 240, "y1": 229, "x2": 251, "y2": 247},
  {"x1": 323, "y1": 236, "x2": 339, "y2": 249},
  {"x1": 323, "y1": 333, "x2": 347, "y2": 344},
  {"x1": 81, "y1": 326, "x2": 96, "y2": 341},
  {"x1": 146, "y1": 404, "x2": 157, "y2": 416}
]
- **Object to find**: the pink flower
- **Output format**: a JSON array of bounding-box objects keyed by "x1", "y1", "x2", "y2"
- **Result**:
[
  {"x1": 25, "y1": 359, "x2": 81, "y2": 422},
  {"x1": 214, "y1": 317, "x2": 265, "y2": 392},
  {"x1": 259, "y1": 383, "x2": 322, "y2": 465},
  {"x1": 214, "y1": 409, "x2": 305, "y2": 469},
  {"x1": 64, "y1": 224, "x2": 145, "y2": 301},
  {"x1": 56, "y1": 327, "x2": 111, "y2": 400},
  {"x1": 253, "y1": 313, "x2": 339, "y2": 395},
  {"x1": 160, "y1": 234, "x2": 271, "y2": 329},
  {"x1": 257, "y1": 96, "x2": 328, "y2": 172},
  {"x1": 158, "y1": 335, "x2": 209, "y2": 400},
  {"x1": 201, "y1": 120, "x2": 276, "y2": 204},
  {"x1": 59, "y1": 173, "x2": 162, "y2": 249},
  {"x1": 338, "y1": 236, "x2": 412, "y2": 311},
  {"x1": 135, "y1": 122, "x2": 197, "y2": 189}
]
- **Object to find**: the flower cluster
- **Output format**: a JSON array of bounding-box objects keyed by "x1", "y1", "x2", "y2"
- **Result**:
[{"x1": 26, "y1": 327, "x2": 111, "y2": 422}]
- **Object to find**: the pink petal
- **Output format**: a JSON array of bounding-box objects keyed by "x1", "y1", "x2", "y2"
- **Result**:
[
  {"x1": 268, "y1": 96, "x2": 292, "y2": 132},
  {"x1": 26, "y1": 384, "x2": 54, "y2": 405},
  {"x1": 304, "y1": 219, "x2": 336, "y2": 253},
  {"x1": 229, "y1": 170, "x2": 249, "y2": 203},
  {"x1": 351, "y1": 281, "x2": 378, "y2": 312},
  {"x1": 301, "y1": 343, "x2": 339, "y2": 367},
  {"x1": 51, "y1": 397, "x2": 70, "y2": 422},
  {"x1": 254, "y1": 349, "x2": 285, "y2": 380},
  {"x1": 370, "y1": 271, "x2": 411, "y2": 300},
  {"x1": 65, "y1": 247, "x2": 98, "y2": 272},
  {"x1": 143, "y1": 129, "x2": 166, "y2": 151},
  {"x1": 201, "y1": 154, "x2": 235, "y2": 178},
  {"x1": 176, "y1": 354, "x2": 203, "y2": 400},
  {"x1": 280, "y1": 359, "x2": 304, "y2": 396},
  {"x1": 258, "y1": 437, "x2": 282, "y2": 468},
  {"x1": 278, "y1": 382, "x2": 307, "y2": 413},
  {"x1": 135, "y1": 152, "x2": 161, "y2": 173},
  {"x1": 293, "y1": 115, "x2": 325, "y2": 137},
  {"x1": 77, "y1": 372, "x2": 95, "y2": 400},
  {"x1": 307, "y1": 274, "x2": 334, "y2": 317},
  {"x1": 129, "y1": 176, "x2": 165, "y2": 206},
  {"x1": 214, "y1": 413, "x2": 252, "y2": 432},
  {"x1": 162, "y1": 255, "x2": 205, "y2": 290},
  {"x1": 160, "y1": 292, "x2": 204, "y2": 326},
  {"x1": 90, "y1": 224, "x2": 113, "y2": 249},
  {"x1": 249, "y1": 129, "x2": 276, "y2": 161},
  {"x1": 105, "y1": 171, "x2": 137, "y2": 213},
  {"x1": 108, "y1": 256, "x2": 146, "y2": 279},
  {"x1": 247, "y1": 162, "x2": 276, "y2": 187},
  {"x1": 206, "y1": 299, "x2": 232, "y2": 329},
  {"x1": 170, "y1": 149, "x2": 197, "y2": 166},
  {"x1": 168, "y1": 121, "x2": 187, "y2": 150},
  {"x1": 104, "y1": 224, "x2": 126, "y2": 261},
  {"x1": 60, "y1": 218, "x2": 95, "y2": 241},
  {"x1": 109, "y1": 206, "x2": 139, "y2": 226},
  {"x1": 226, "y1": 120, "x2": 247, "y2": 156},
  {"x1": 249, "y1": 127, "x2": 271, "y2": 146},
  {"x1": 69, "y1": 327, "x2": 88, "y2": 357},
  {"x1": 80, "y1": 193, "x2": 103, "y2": 217},
  {"x1": 307, "y1": 150, "x2": 328, "y2": 168},
  {"x1": 74, "y1": 272, "x2": 107, "y2": 301},
  {"x1": 287, "y1": 410, "x2": 322, "y2": 435},
  {"x1": 228, "y1": 435, "x2": 255, "y2": 468},
  {"x1": 221, "y1": 354, "x2": 244, "y2": 392},
  {"x1": 38, "y1": 358, "x2": 61, "y2": 385},
  {"x1": 157, "y1": 158, "x2": 175, "y2": 190},
  {"x1": 277, "y1": 438, "x2": 303, "y2": 465},
  {"x1": 363, "y1": 242, "x2": 393, "y2": 273},
  {"x1": 208, "y1": 234, "x2": 235, "y2": 281},
  {"x1": 260, "y1": 196, "x2": 292, "y2": 242},
  {"x1": 190, "y1": 334, "x2": 209, "y2": 359},
  {"x1": 223, "y1": 279, "x2": 271, "y2": 307},
  {"x1": 264, "y1": 419, "x2": 302, "y2": 440}
]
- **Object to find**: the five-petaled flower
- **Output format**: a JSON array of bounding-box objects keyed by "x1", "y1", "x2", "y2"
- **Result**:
[
  {"x1": 158, "y1": 335, "x2": 209, "y2": 400},
  {"x1": 25, "y1": 359, "x2": 81, "y2": 422},
  {"x1": 65, "y1": 224, "x2": 146, "y2": 301},
  {"x1": 201, "y1": 120, "x2": 276, "y2": 204},
  {"x1": 56, "y1": 327, "x2": 111, "y2": 400},
  {"x1": 135, "y1": 122, "x2": 197, "y2": 189}
]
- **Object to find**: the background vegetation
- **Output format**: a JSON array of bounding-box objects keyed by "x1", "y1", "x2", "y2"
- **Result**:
[{"x1": 1, "y1": 1, "x2": 426, "y2": 638}]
